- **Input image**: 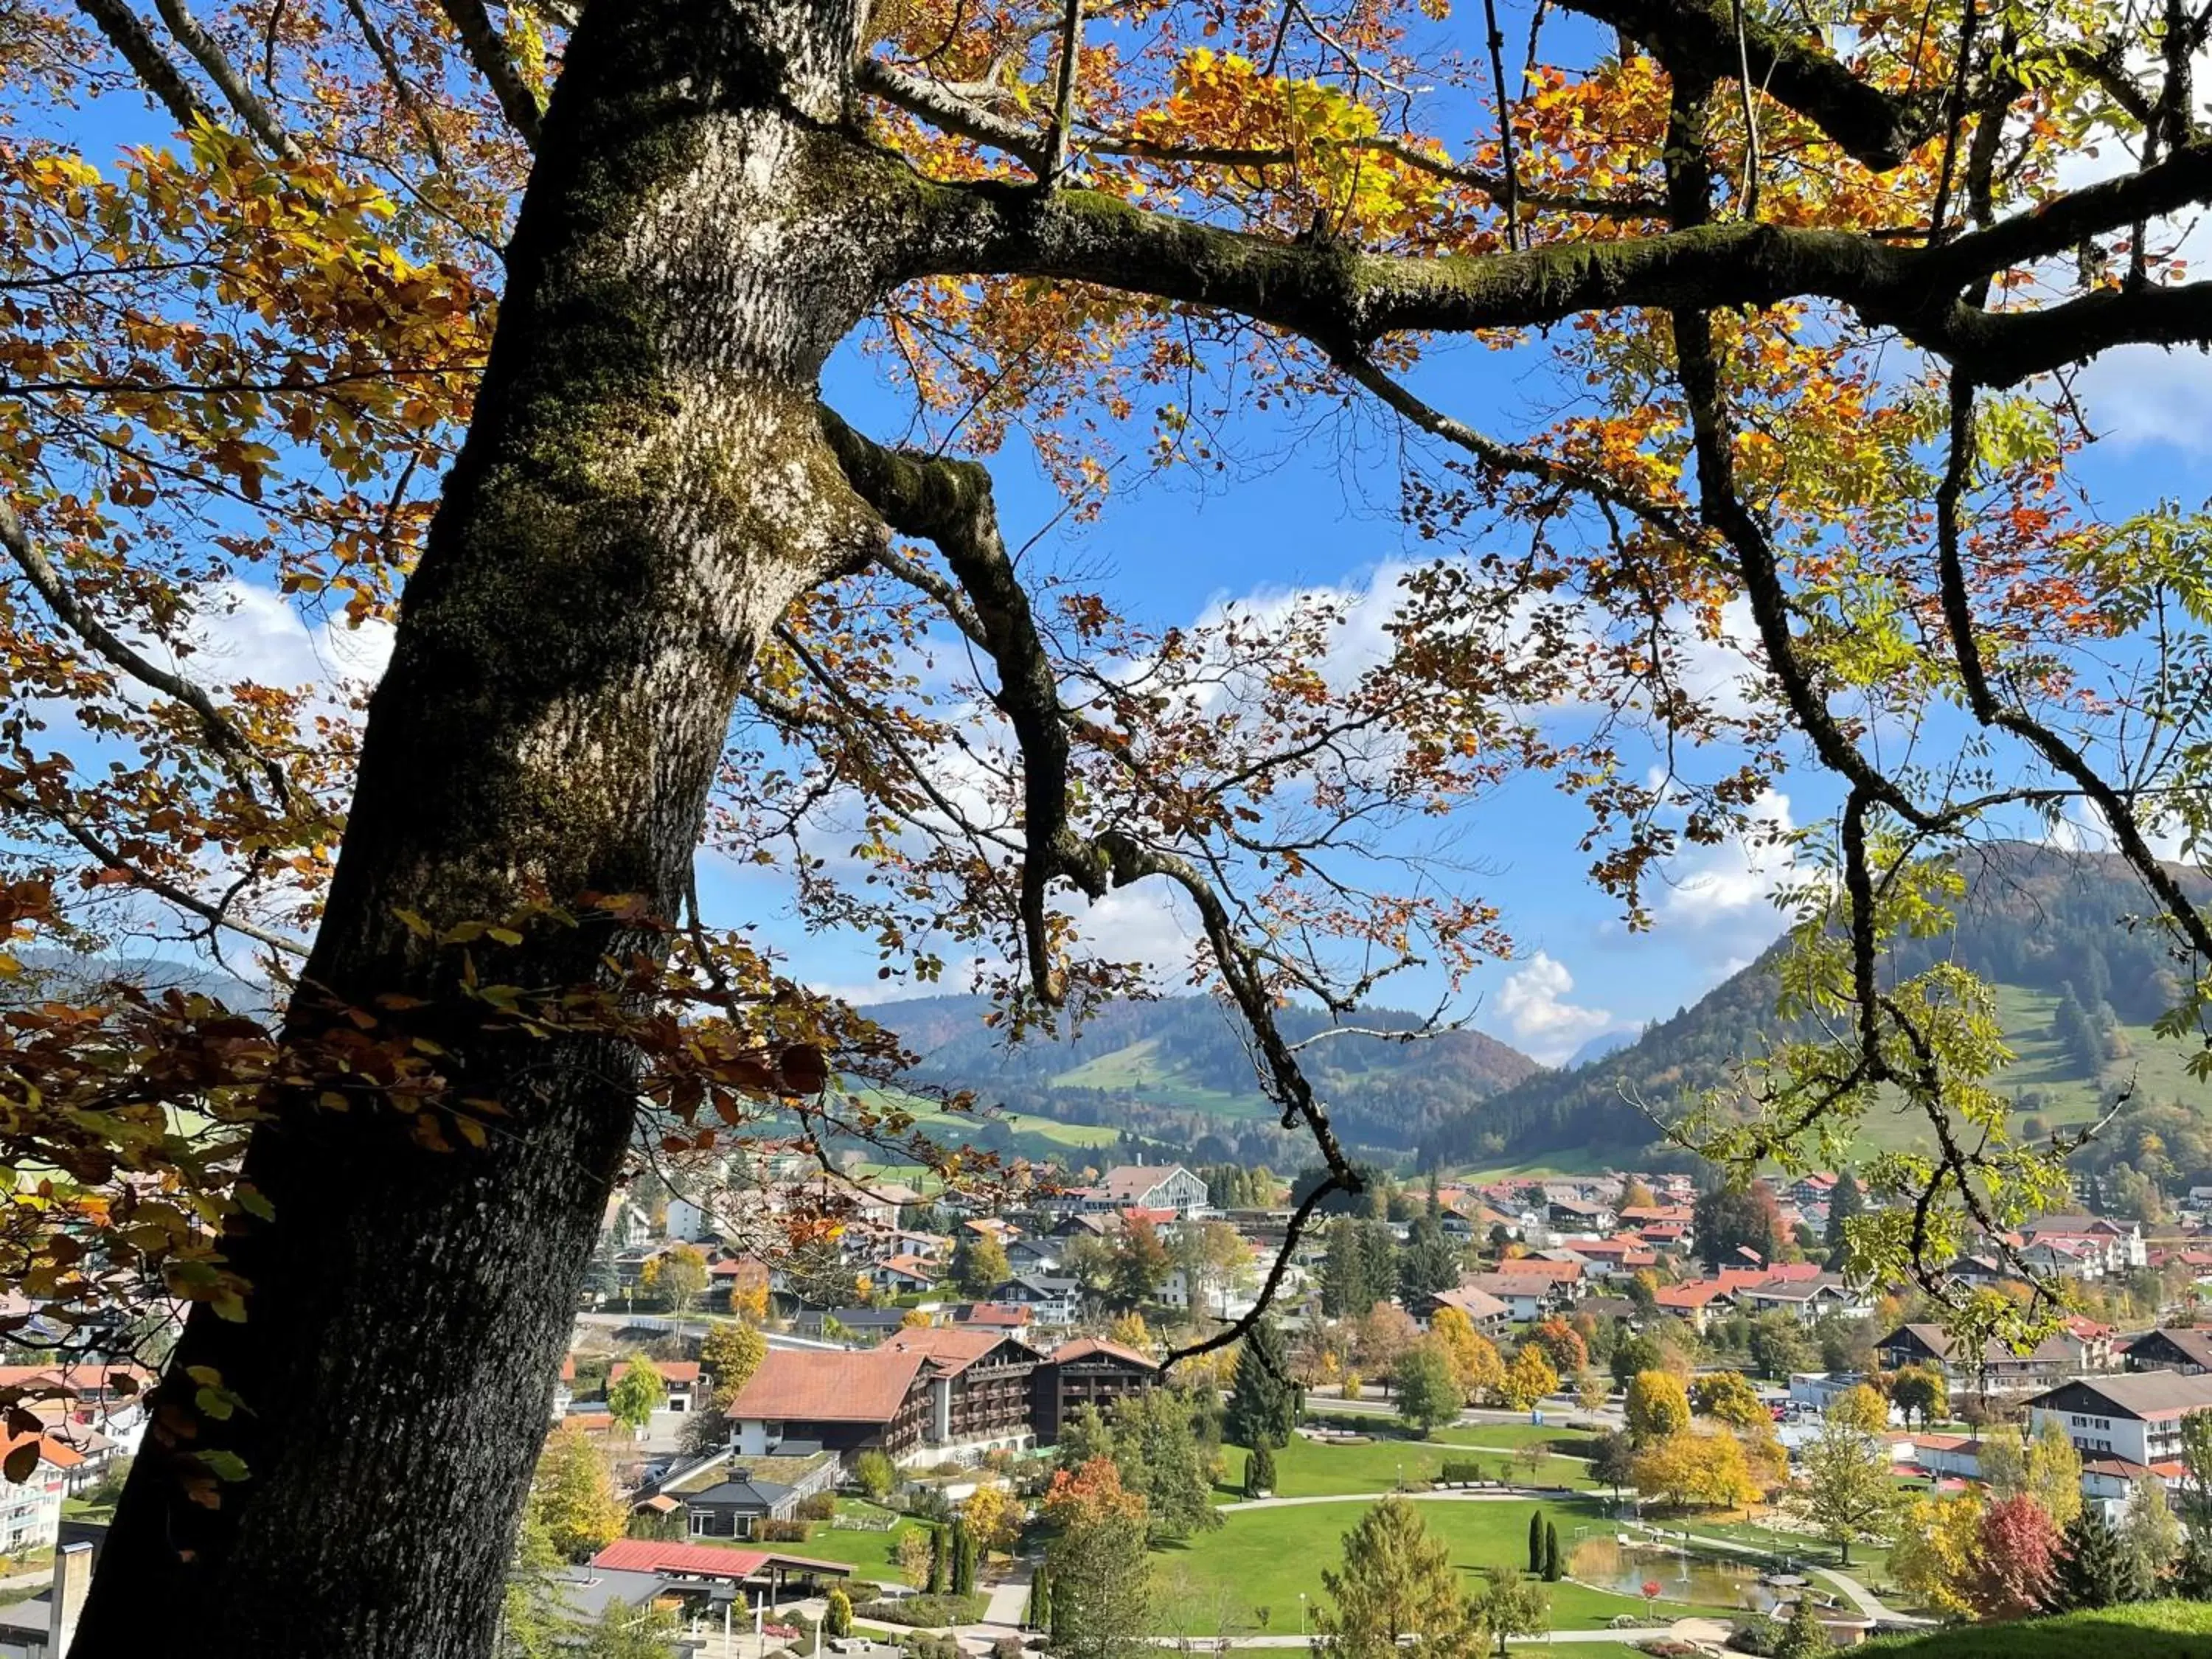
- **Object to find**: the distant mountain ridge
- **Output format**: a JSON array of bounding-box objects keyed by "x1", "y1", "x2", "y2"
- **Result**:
[
  {"x1": 859, "y1": 993, "x2": 1540, "y2": 1163},
  {"x1": 1419, "y1": 841, "x2": 2212, "y2": 1169},
  {"x1": 1565, "y1": 1029, "x2": 1639, "y2": 1068},
  {"x1": 7, "y1": 950, "x2": 271, "y2": 1013}
]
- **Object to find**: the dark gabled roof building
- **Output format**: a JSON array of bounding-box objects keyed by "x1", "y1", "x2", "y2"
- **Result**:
[
  {"x1": 2124, "y1": 1326, "x2": 2212, "y2": 1377},
  {"x1": 1029, "y1": 1338, "x2": 1159, "y2": 1445}
]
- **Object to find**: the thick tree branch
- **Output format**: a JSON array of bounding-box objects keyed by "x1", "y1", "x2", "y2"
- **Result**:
[
  {"x1": 152, "y1": 0, "x2": 299, "y2": 159},
  {"x1": 1565, "y1": 0, "x2": 1944, "y2": 169},
  {"x1": 860, "y1": 58, "x2": 1046, "y2": 173},
  {"x1": 434, "y1": 0, "x2": 542, "y2": 149},
  {"x1": 820, "y1": 408, "x2": 1365, "y2": 1219},
  {"x1": 72, "y1": 0, "x2": 217, "y2": 131},
  {"x1": 905, "y1": 137, "x2": 2212, "y2": 386}
]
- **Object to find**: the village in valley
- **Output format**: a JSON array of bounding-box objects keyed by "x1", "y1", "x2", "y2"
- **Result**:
[{"x1": 66, "y1": 1145, "x2": 2173, "y2": 1659}]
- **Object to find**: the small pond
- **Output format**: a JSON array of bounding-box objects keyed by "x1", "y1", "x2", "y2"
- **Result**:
[{"x1": 1566, "y1": 1534, "x2": 1778, "y2": 1612}]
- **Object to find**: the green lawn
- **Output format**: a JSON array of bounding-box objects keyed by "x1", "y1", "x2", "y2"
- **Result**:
[
  {"x1": 1150, "y1": 1495, "x2": 1743, "y2": 1635},
  {"x1": 1218, "y1": 1433, "x2": 1598, "y2": 1503},
  {"x1": 756, "y1": 1503, "x2": 929, "y2": 1580},
  {"x1": 1435, "y1": 1422, "x2": 1601, "y2": 1453},
  {"x1": 1302, "y1": 1413, "x2": 1600, "y2": 1453},
  {"x1": 1861, "y1": 1599, "x2": 2212, "y2": 1656}
]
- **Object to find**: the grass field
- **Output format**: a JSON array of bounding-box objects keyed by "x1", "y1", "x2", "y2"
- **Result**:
[
  {"x1": 1046, "y1": 1040, "x2": 1273, "y2": 1119},
  {"x1": 1149, "y1": 1495, "x2": 1742, "y2": 1635},
  {"x1": 752, "y1": 1502, "x2": 928, "y2": 1580},
  {"x1": 1217, "y1": 1431, "x2": 1599, "y2": 1501},
  {"x1": 1846, "y1": 984, "x2": 2211, "y2": 1155},
  {"x1": 1861, "y1": 1599, "x2": 2212, "y2": 1656}
]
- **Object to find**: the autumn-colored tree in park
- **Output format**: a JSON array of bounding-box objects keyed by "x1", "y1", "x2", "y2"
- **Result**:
[
  {"x1": 524, "y1": 1425, "x2": 624, "y2": 1563},
  {"x1": 1525, "y1": 1318, "x2": 1587, "y2": 1379},
  {"x1": 1430, "y1": 1306, "x2": 1506, "y2": 1402},
  {"x1": 1972, "y1": 1493, "x2": 2062, "y2": 1621},
  {"x1": 5, "y1": 0, "x2": 2212, "y2": 1650},
  {"x1": 1499, "y1": 1343, "x2": 1559, "y2": 1412},
  {"x1": 1626, "y1": 1370, "x2": 1691, "y2": 1444}
]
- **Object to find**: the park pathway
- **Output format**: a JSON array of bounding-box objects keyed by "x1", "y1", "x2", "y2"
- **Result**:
[
  {"x1": 1618, "y1": 1522, "x2": 1932, "y2": 1627},
  {"x1": 978, "y1": 1567, "x2": 1031, "y2": 1629}
]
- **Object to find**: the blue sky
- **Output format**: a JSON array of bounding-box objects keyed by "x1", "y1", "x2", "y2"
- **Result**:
[
  {"x1": 43, "y1": 19, "x2": 2212, "y2": 1066},
  {"x1": 714, "y1": 305, "x2": 2210, "y2": 1064}
]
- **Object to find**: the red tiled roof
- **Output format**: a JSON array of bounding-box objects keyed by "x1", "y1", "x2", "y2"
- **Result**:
[
  {"x1": 877, "y1": 1254, "x2": 939, "y2": 1280},
  {"x1": 954, "y1": 1303, "x2": 1032, "y2": 1327},
  {"x1": 1655, "y1": 1281, "x2": 1733, "y2": 1307},
  {"x1": 1049, "y1": 1338, "x2": 1158, "y2": 1370},
  {"x1": 723, "y1": 1348, "x2": 928, "y2": 1425},
  {"x1": 0, "y1": 1365, "x2": 152, "y2": 1399},
  {"x1": 880, "y1": 1326, "x2": 1027, "y2": 1372},
  {"x1": 2, "y1": 1429, "x2": 83, "y2": 1479},
  {"x1": 594, "y1": 1540, "x2": 769, "y2": 1578}
]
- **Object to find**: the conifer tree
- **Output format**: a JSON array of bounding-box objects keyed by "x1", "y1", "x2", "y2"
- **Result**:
[
  {"x1": 1775, "y1": 1594, "x2": 1826, "y2": 1659},
  {"x1": 929, "y1": 1522, "x2": 950, "y2": 1595},
  {"x1": 2047, "y1": 1506, "x2": 2143, "y2": 1611},
  {"x1": 950, "y1": 1519, "x2": 975, "y2": 1596},
  {"x1": 1542, "y1": 1522, "x2": 1562, "y2": 1582},
  {"x1": 1823, "y1": 1171, "x2": 1863, "y2": 1268},
  {"x1": 1225, "y1": 1320, "x2": 1300, "y2": 1450},
  {"x1": 1528, "y1": 1510, "x2": 1545, "y2": 1573},
  {"x1": 1246, "y1": 1444, "x2": 1278, "y2": 1498},
  {"x1": 1312, "y1": 1497, "x2": 1481, "y2": 1659}
]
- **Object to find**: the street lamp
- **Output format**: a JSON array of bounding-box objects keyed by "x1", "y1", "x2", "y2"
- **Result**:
[{"x1": 1298, "y1": 1594, "x2": 1307, "y2": 1638}]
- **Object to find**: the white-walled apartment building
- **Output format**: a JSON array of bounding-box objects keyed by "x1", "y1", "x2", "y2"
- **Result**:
[{"x1": 2025, "y1": 1371, "x2": 2212, "y2": 1468}]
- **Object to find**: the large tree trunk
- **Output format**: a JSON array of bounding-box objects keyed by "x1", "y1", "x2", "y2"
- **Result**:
[{"x1": 74, "y1": 4, "x2": 898, "y2": 1652}]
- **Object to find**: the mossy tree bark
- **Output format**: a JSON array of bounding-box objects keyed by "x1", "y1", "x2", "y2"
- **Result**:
[{"x1": 74, "y1": 3, "x2": 903, "y2": 1653}]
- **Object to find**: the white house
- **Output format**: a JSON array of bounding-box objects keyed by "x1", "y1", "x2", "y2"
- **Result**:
[
  {"x1": 0, "y1": 1437, "x2": 66, "y2": 1557},
  {"x1": 1737, "y1": 1274, "x2": 1865, "y2": 1324},
  {"x1": 1077, "y1": 1164, "x2": 1211, "y2": 1218},
  {"x1": 2024, "y1": 1372, "x2": 2212, "y2": 1469}
]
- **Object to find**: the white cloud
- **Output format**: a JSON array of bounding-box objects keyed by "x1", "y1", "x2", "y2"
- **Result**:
[
  {"x1": 2076, "y1": 344, "x2": 2212, "y2": 454},
  {"x1": 2044, "y1": 797, "x2": 2190, "y2": 863},
  {"x1": 1635, "y1": 787, "x2": 1799, "y2": 982},
  {"x1": 187, "y1": 580, "x2": 394, "y2": 698},
  {"x1": 1493, "y1": 950, "x2": 1613, "y2": 1063}
]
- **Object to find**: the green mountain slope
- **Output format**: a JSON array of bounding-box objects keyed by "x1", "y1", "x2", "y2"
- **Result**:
[
  {"x1": 861, "y1": 994, "x2": 1541, "y2": 1163},
  {"x1": 1419, "y1": 842, "x2": 2212, "y2": 1173}
]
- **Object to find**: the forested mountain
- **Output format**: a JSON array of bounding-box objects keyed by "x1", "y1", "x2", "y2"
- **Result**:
[
  {"x1": 5, "y1": 951, "x2": 271, "y2": 1013},
  {"x1": 1419, "y1": 843, "x2": 2212, "y2": 1175},
  {"x1": 861, "y1": 993, "x2": 1540, "y2": 1164}
]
